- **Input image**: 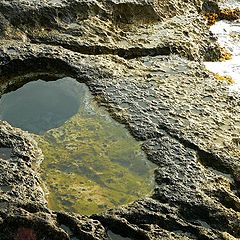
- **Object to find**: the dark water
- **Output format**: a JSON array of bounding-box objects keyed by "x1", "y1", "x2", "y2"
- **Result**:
[
  {"x1": 0, "y1": 77, "x2": 155, "y2": 215},
  {"x1": 0, "y1": 79, "x2": 81, "y2": 134}
]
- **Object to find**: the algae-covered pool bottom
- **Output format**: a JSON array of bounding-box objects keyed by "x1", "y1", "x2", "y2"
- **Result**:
[{"x1": 0, "y1": 77, "x2": 155, "y2": 215}]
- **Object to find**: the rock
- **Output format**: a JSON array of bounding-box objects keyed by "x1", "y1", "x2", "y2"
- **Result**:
[
  {"x1": 202, "y1": 1, "x2": 220, "y2": 13},
  {"x1": 0, "y1": 0, "x2": 239, "y2": 239}
]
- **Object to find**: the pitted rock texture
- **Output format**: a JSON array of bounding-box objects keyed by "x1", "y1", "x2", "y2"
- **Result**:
[
  {"x1": 0, "y1": 0, "x2": 220, "y2": 60},
  {"x1": 0, "y1": 121, "x2": 44, "y2": 205},
  {"x1": 0, "y1": 0, "x2": 240, "y2": 240}
]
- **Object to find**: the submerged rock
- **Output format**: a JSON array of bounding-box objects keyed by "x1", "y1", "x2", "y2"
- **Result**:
[{"x1": 0, "y1": 0, "x2": 240, "y2": 239}]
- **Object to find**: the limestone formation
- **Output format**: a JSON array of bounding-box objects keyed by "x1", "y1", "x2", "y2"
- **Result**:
[{"x1": 0, "y1": 0, "x2": 240, "y2": 239}]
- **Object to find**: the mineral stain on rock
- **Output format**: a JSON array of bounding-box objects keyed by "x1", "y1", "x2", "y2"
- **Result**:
[{"x1": 0, "y1": 77, "x2": 155, "y2": 215}]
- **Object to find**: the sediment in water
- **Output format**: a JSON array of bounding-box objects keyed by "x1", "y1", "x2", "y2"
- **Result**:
[{"x1": 0, "y1": 77, "x2": 155, "y2": 215}]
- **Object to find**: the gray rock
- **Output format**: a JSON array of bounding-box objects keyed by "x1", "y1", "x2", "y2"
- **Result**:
[{"x1": 0, "y1": 0, "x2": 239, "y2": 239}]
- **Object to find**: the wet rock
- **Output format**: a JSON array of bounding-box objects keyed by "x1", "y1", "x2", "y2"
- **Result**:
[
  {"x1": 0, "y1": 0, "x2": 239, "y2": 239},
  {"x1": 0, "y1": 121, "x2": 66, "y2": 240},
  {"x1": 202, "y1": 1, "x2": 220, "y2": 13},
  {"x1": 0, "y1": 121, "x2": 44, "y2": 204},
  {"x1": 57, "y1": 212, "x2": 107, "y2": 239}
]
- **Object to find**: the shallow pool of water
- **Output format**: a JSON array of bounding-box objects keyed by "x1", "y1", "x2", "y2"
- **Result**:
[
  {"x1": 0, "y1": 79, "x2": 81, "y2": 134},
  {"x1": 0, "y1": 77, "x2": 155, "y2": 215}
]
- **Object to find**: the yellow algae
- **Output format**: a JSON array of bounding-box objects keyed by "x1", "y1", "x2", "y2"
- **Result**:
[
  {"x1": 36, "y1": 110, "x2": 155, "y2": 215},
  {"x1": 205, "y1": 9, "x2": 240, "y2": 26},
  {"x1": 220, "y1": 48, "x2": 232, "y2": 61},
  {"x1": 205, "y1": 13, "x2": 219, "y2": 26},
  {"x1": 219, "y1": 8, "x2": 240, "y2": 21},
  {"x1": 212, "y1": 73, "x2": 235, "y2": 84},
  {"x1": 32, "y1": 79, "x2": 155, "y2": 215}
]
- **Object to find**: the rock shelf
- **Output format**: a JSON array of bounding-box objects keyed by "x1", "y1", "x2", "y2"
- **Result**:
[{"x1": 0, "y1": 0, "x2": 240, "y2": 239}]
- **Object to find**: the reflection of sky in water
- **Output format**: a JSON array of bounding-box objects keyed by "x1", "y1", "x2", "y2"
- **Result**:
[
  {"x1": 204, "y1": 20, "x2": 240, "y2": 91},
  {"x1": 0, "y1": 78, "x2": 82, "y2": 134}
]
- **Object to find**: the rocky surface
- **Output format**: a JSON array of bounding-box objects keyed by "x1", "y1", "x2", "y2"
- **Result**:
[{"x1": 0, "y1": 0, "x2": 240, "y2": 239}]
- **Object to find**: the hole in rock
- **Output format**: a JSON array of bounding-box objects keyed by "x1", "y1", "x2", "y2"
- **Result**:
[{"x1": 0, "y1": 77, "x2": 155, "y2": 215}]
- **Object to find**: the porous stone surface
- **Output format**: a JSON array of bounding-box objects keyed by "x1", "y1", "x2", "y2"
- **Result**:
[{"x1": 0, "y1": 0, "x2": 240, "y2": 239}]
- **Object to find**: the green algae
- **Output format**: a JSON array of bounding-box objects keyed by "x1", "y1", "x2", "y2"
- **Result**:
[
  {"x1": 0, "y1": 77, "x2": 155, "y2": 215},
  {"x1": 36, "y1": 100, "x2": 155, "y2": 215},
  {"x1": 34, "y1": 78, "x2": 154, "y2": 215}
]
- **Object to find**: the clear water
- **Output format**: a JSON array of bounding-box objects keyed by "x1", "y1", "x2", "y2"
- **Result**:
[
  {"x1": 204, "y1": 20, "x2": 240, "y2": 91},
  {"x1": 0, "y1": 77, "x2": 155, "y2": 215},
  {"x1": 0, "y1": 79, "x2": 81, "y2": 134}
]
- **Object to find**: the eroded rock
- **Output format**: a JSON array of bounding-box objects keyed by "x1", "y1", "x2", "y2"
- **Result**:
[{"x1": 0, "y1": 0, "x2": 240, "y2": 239}]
